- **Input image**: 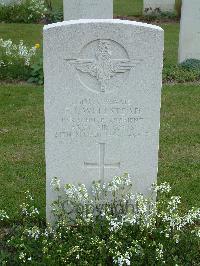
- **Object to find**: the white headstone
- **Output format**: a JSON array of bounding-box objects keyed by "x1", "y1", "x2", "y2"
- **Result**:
[
  {"x1": 63, "y1": 0, "x2": 113, "y2": 20},
  {"x1": 178, "y1": 0, "x2": 200, "y2": 63},
  {"x1": 144, "y1": 0, "x2": 175, "y2": 14},
  {"x1": 0, "y1": 0, "x2": 18, "y2": 5},
  {"x1": 44, "y1": 20, "x2": 164, "y2": 221}
]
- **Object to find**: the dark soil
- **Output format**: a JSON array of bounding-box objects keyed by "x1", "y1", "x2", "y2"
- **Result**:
[{"x1": 114, "y1": 15, "x2": 179, "y2": 24}]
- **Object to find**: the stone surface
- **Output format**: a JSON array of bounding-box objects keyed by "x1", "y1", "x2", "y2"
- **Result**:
[
  {"x1": 178, "y1": 0, "x2": 200, "y2": 63},
  {"x1": 0, "y1": 0, "x2": 18, "y2": 5},
  {"x1": 44, "y1": 19, "x2": 164, "y2": 221},
  {"x1": 144, "y1": 0, "x2": 175, "y2": 13},
  {"x1": 63, "y1": 0, "x2": 113, "y2": 20}
]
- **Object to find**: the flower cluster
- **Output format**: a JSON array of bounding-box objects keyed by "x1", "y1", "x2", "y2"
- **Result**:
[
  {"x1": 0, "y1": 209, "x2": 9, "y2": 221},
  {"x1": 0, "y1": 0, "x2": 48, "y2": 23},
  {"x1": 20, "y1": 191, "x2": 40, "y2": 221},
  {"x1": 27, "y1": 0, "x2": 48, "y2": 21},
  {"x1": 49, "y1": 176, "x2": 200, "y2": 265},
  {"x1": 113, "y1": 251, "x2": 131, "y2": 266},
  {"x1": 152, "y1": 181, "x2": 171, "y2": 193},
  {"x1": 1, "y1": 176, "x2": 200, "y2": 265},
  {"x1": 24, "y1": 226, "x2": 40, "y2": 240},
  {"x1": 0, "y1": 38, "x2": 38, "y2": 67}
]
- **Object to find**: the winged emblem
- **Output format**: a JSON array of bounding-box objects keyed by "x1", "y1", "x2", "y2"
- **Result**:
[{"x1": 66, "y1": 40, "x2": 141, "y2": 93}]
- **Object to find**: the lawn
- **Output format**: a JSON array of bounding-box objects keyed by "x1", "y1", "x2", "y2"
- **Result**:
[
  {"x1": 159, "y1": 84, "x2": 200, "y2": 209},
  {"x1": 115, "y1": 0, "x2": 143, "y2": 16},
  {"x1": 0, "y1": 84, "x2": 45, "y2": 220},
  {"x1": 0, "y1": 23, "x2": 43, "y2": 47},
  {"x1": 162, "y1": 23, "x2": 179, "y2": 67},
  {"x1": 0, "y1": 83, "x2": 199, "y2": 220}
]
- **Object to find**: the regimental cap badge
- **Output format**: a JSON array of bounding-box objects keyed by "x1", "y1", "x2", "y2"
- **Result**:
[{"x1": 66, "y1": 39, "x2": 142, "y2": 93}]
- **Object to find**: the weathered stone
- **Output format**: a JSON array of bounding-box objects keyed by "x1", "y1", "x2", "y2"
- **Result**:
[
  {"x1": 178, "y1": 0, "x2": 200, "y2": 63},
  {"x1": 44, "y1": 19, "x2": 164, "y2": 221},
  {"x1": 0, "y1": 0, "x2": 18, "y2": 5},
  {"x1": 144, "y1": 0, "x2": 175, "y2": 14},
  {"x1": 63, "y1": 0, "x2": 113, "y2": 20}
]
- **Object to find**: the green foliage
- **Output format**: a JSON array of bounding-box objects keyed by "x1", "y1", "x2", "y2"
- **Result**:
[
  {"x1": 0, "y1": 0, "x2": 49, "y2": 23},
  {"x1": 0, "y1": 177, "x2": 199, "y2": 265},
  {"x1": 0, "y1": 58, "x2": 31, "y2": 81},
  {"x1": 28, "y1": 58, "x2": 44, "y2": 85},
  {"x1": 163, "y1": 59, "x2": 200, "y2": 83},
  {"x1": 41, "y1": 0, "x2": 63, "y2": 23},
  {"x1": 180, "y1": 59, "x2": 200, "y2": 70},
  {"x1": 48, "y1": 8, "x2": 63, "y2": 23},
  {"x1": 0, "y1": 39, "x2": 38, "y2": 81},
  {"x1": 143, "y1": 8, "x2": 177, "y2": 22}
]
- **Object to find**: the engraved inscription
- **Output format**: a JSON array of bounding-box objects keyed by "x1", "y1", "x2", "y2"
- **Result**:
[
  {"x1": 84, "y1": 143, "x2": 120, "y2": 180},
  {"x1": 55, "y1": 98, "x2": 145, "y2": 140},
  {"x1": 65, "y1": 39, "x2": 142, "y2": 93}
]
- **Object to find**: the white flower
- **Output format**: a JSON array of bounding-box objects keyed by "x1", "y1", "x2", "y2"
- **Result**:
[
  {"x1": 0, "y1": 60, "x2": 6, "y2": 67},
  {"x1": 109, "y1": 218, "x2": 122, "y2": 232},
  {"x1": 27, "y1": 0, "x2": 48, "y2": 21},
  {"x1": 19, "y1": 252, "x2": 26, "y2": 261},
  {"x1": 173, "y1": 234, "x2": 180, "y2": 244},
  {"x1": 195, "y1": 229, "x2": 200, "y2": 238},
  {"x1": 153, "y1": 182, "x2": 171, "y2": 193},
  {"x1": 0, "y1": 210, "x2": 9, "y2": 220},
  {"x1": 113, "y1": 252, "x2": 131, "y2": 266},
  {"x1": 51, "y1": 177, "x2": 61, "y2": 191},
  {"x1": 156, "y1": 243, "x2": 164, "y2": 260},
  {"x1": 0, "y1": 38, "x2": 37, "y2": 67},
  {"x1": 25, "y1": 226, "x2": 40, "y2": 240}
]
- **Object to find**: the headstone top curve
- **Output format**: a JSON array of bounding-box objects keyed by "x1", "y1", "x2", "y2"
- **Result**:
[{"x1": 43, "y1": 19, "x2": 164, "y2": 32}]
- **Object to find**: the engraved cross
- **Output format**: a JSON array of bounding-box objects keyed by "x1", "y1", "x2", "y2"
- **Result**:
[{"x1": 84, "y1": 143, "x2": 120, "y2": 180}]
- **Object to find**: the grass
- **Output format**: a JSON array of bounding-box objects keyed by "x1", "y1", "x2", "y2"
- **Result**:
[
  {"x1": 159, "y1": 84, "x2": 200, "y2": 209},
  {"x1": 0, "y1": 84, "x2": 45, "y2": 220},
  {"x1": 0, "y1": 83, "x2": 199, "y2": 220},
  {"x1": 114, "y1": 0, "x2": 143, "y2": 16},
  {"x1": 0, "y1": 23, "x2": 43, "y2": 46},
  {"x1": 162, "y1": 23, "x2": 179, "y2": 67}
]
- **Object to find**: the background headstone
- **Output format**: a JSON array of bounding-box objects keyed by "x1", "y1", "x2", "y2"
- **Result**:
[
  {"x1": 144, "y1": 0, "x2": 175, "y2": 13},
  {"x1": 0, "y1": 0, "x2": 18, "y2": 5},
  {"x1": 44, "y1": 19, "x2": 164, "y2": 221},
  {"x1": 178, "y1": 0, "x2": 200, "y2": 63},
  {"x1": 63, "y1": 0, "x2": 113, "y2": 20}
]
